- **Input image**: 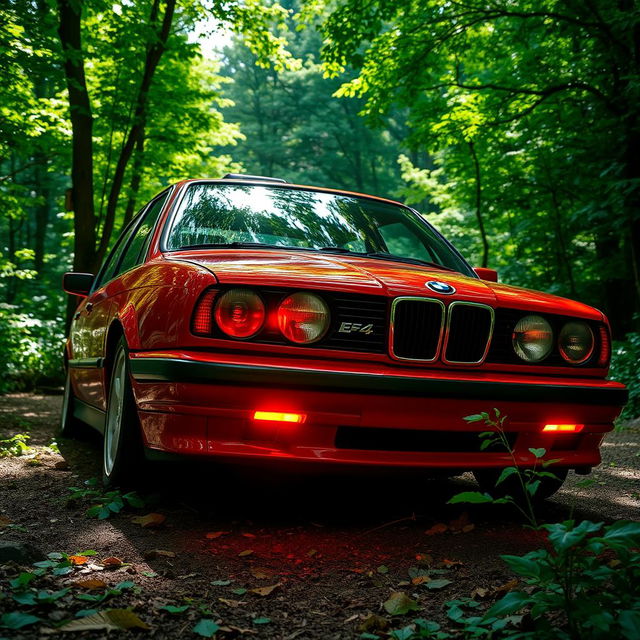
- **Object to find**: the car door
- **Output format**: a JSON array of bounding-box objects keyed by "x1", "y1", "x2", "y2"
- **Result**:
[{"x1": 70, "y1": 191, "x2": 170, "y2": 410}]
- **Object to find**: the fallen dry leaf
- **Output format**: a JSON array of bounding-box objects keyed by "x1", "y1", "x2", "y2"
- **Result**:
[
  {"x1": 238, "y1": 549, "x2": 254, "y2": 557},
  {"x1": 307, "y1": 549, "x2": 318, "y2": 557},
  {"x1": 241, "y1": 533, "x2": 256, "y2": 538},
  {"x1": 101, "y1": 557, "x2": 123, "y2": 568},
  {"x1": 219, "y1": 598, "x2": 246, "y2": 608},
  {"x1": 442, "y1": 558, "x2": 463, "y2": 567},
  {"x1": 425, "y1": 523, "x2": 448, "y2": 536},
  {"x1": 249, "y1": 583, "x2": 281, "y2": 597},
  {"x1": 449, "y1": 512, "x2": 474, "y2": 533},
  {"x1": 73, "y1": 579, "x2": 107, "y2": 590},
  {"x1": 59, "y1": 609, "x2": 150, "y2": 632},
  {"x1": 383, "y1": 592, "x2": 419, "y2": 616},
  {"x1": 68, "y1": 555, "x2": 88, "y2": 566},
  {"x1": 0, "y1": 516, "x2": 12, "y2": 528},
  {"x1": 144, "y1": 549, "x2": 176, "y2": 560},
  {"x1": 495, "y1": 578, "x2": 519, "y2": 594},
  {"x1": 358, "y1": 613, "x2": 390, "y2": 632},
  {"x1": 471, "y1": 587, "x2": 490, "y2": 599},
  {"x1": 205, "y1": 531, "x2": 229, "y2": 539},
  {"x1": 250, "y1": 567, "x2": 275, "y2": 580},
  {"x1": 411, "y1": 576, "x2": 429, "y2": 585},
  {"x1": 131, "y1": 513, "x2": 166, "y2": 528},
  {"x1": 54, "y1": 460, "x2": 70, "y2": 470}
]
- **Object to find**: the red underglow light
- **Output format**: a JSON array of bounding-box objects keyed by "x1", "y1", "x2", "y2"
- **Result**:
[
  {"x1": 253, "y1": 411, "x2": 306, "y2": 423},
  {"x1": 543, "y1": 424, "x2": 584, "y2": 433}
]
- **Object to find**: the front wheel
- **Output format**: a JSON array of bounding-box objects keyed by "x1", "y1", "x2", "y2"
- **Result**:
[
  {"x1": 103, "y1": 338, "x2": 144, "y2": 487},
  {"x1": 473, "y1": 467, "x2": 568, "y2": 502}
]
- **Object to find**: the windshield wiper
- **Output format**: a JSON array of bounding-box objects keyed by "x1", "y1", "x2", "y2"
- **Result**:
[{"x1": 318, "y1": 247, "x2": 455, "y2": 271}]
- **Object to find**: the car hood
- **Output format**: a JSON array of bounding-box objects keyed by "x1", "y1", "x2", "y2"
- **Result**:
[{"x1": 168, "y1": 249, "x2": 603, "y2": 319}]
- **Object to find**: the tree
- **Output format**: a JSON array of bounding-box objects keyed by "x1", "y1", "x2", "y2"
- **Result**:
[{"x1": 310, "y1": 0, "x2": 640, "y2": 334}]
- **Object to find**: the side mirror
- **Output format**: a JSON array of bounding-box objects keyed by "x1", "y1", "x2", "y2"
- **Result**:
[
  {"x1": 63, "y1": 272, "x2": 94, "y2": 297},
  {"x1": 473, "y1": 267, "x2": 498, "y2": 282}
]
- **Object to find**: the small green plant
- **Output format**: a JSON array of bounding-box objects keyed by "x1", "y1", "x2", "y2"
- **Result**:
[
  {"x1": 66, "y1": 478, "x2": 145, "y2": 519},
  {"x1": 448, "y1": 409, "x2": 561, "y2": 527},
  {"x1": 610, "y1": 330, "x2": 640, "y2": 420},
  {"x1": 0, "y1": 433, "x2": 31, "y2": 457}
]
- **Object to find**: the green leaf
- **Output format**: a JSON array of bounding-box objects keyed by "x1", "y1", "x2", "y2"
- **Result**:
[
  {"x1": 390, "y1": 627, "x2": 414, "y2": 640},
  {"x1": 464, "y1": 414, "x2": 485, "y2": 423},
  {"x1": 424, "y1": 578, "x2": 452, "y2": 590},
  {"x1": 545, "y1": 520, "x2": 603, "y2": 552},
  {"x1": 253, "y1": 617, "x2": 271, "y2": 624},
  {"x1": 447, "y1": 492, "x2": 494, "y2": 504},
  {"x1": 603, "y1": 521, "x2": 640, "y2": 543},
  {"x1": 9, "y1": 572, "x2": 36, "y2": 590},
  {"x1": 526, "y1": 479, "x2": 541, "y2": 496},
  {"x1": 210, "y1": 579, "x2": 231, "y2": 586},
  {"x1": 0, "y1": 612, "x2": 41, "y2": 629},
  {"x1": 528, "y1": 448, "x2": 546, "y2": 458},
  {"x1": 619, "y1": 610, "x2": 640, "y2": 638},
  {"x1": 231, "y1": 588, "x2": 247, "y2": 595},
  {"x1": 193, "y1": 618, "x2": 220, "y2": 637},
  {"x1": 501, "y1": 553, "x2": 544, "y2": 579},
  {"x1": 159, "y1": 605, "x2": 189, "y2": 614},
  {"x1": 377, "y1": 565, "x2": 389, "y2": 574},
  {"x1": 484, "y1": 591, "x2": 530, "y2": 619},
  {"x1": 13, "y1": 592, "x2": 37, "y2": 605},
  {"x1": 496, "y1": 467, "x2": 518, "y2": 486}
]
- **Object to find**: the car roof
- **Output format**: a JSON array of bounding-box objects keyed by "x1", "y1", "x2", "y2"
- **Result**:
[{"x1": 171, "y1": 177, "x2": 406, "y2": 209}]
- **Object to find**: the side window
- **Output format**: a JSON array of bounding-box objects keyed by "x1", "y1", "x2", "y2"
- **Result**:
[
  {"x1": 378, "y1": 222, "x2": 436, "y2": 262},
  {"x1": 116, "y1": 193, "x2": 169, "y2": 277},
  {"x1": 94, "y1": 223, "x2": 138, "y2": 289}
]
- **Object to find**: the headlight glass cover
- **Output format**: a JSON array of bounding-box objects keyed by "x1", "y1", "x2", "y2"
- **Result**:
[
  {"x1": 558, "y1": 321, "x2": 594, "y2": 364},
  {"x1": 277, "y1": 292, "x2": 330, "y2": 344},
  {"x1": 512, "y1": 315, "x2": 553, "y2": 362}
]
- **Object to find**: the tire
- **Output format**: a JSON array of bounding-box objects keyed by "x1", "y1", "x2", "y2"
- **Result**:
[
  {"x1": 473, "y1": 467, "x2": 568, "y2": 502},
  {"x1": 103, "y1": 338, "x2": 145, "y2": 488},
  {"x1": 59, "y1": 369, "x2": 83, "y2": 438}
]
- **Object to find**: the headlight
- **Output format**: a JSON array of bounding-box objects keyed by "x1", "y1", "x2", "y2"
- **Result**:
[
  {"x1": 277, "y1": 292, "x2": 330, "y2": 344},
  {"x1": 512, "y1": 315, "x2": 553, "y2": 362},
  {"x1": 214, "y1": 289, "x2": 265, "y2": 338},
  {"x1": 558, "y1": 321, "x2": 594, "y2": 364}
]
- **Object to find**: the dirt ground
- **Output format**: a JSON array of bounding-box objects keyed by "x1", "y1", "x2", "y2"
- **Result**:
[{"x1": 0, "y1": 393, "x2": 638, "y2": 639}]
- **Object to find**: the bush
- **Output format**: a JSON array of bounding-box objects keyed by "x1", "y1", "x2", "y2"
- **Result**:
[
  {"x1": 609, "y1": 331, "x2": 640, "y2": 420},
  {"x1": 0, "y1": 303, "x2": 65, "y2": 392}
]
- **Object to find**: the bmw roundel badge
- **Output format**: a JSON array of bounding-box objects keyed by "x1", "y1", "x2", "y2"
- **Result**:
[{"x1": 426, "y1": 280, "x2": 456, "y2": 295}]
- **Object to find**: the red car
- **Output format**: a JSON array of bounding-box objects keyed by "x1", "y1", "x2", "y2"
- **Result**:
[{"x1": 61, "y1": 174, "x2": 627, "y2": 494}]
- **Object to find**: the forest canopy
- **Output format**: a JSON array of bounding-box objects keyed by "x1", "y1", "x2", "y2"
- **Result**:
[{"x1": 0, "y1": 0, "x2": 638, "y2": 408}]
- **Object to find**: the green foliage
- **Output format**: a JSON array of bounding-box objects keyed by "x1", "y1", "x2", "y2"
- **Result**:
[
  {"x1": 0, "y1": 304, "x2": 65, "y2": 392},
  {"x1": 610, "y1": 332, "x2": 640, "y2": 420},
  {"x1": 383, "y1": 520, "x2": 640, "y2": 639},
  {"x1": 451, "y1": 410, "x2": 560, "y2": 526},
  {"x1": 66, "y1": 478, "x2": 145, "y2": 520},
  {"x1": 0, "y1": 433, "x2": 31, "y2": 457}
]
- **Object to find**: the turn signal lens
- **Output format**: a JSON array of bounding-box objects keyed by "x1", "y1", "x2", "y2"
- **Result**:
[
  {"x1": 512, "y1": 315, "x2": 553, "y2": 362},
  {"x1": 253, "y1": 411, "x2": 306, "y2": 423},
  {"x1": 543, "y1": 424, "x2": 584, "y2": 433},
  {"x1": 558, "y1": 321, "x2": 594, "y2": 364},
  {"x1": 277, "y1": 292, "x2": 330, "y2": 344},
  {"x1": 598, "y1": 325, "x2": 611, "y2": 367},
  {"x1": 192, "y1": 289, "x2": 218, "y2": 335},
  {"x1": 214, "y1": 289, "x2": 265, "y2": 339}
]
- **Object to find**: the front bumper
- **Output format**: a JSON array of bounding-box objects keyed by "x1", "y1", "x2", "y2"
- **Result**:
[{"x1": 129, "y1": 351, "x2": 627, "y2": 470}]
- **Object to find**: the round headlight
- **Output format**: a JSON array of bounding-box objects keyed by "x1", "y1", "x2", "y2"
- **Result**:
[
  {"x1": 214, "y1": 289, "x2": 265, "y2": 338},
  {"x1": 277, "y1": 292, "x2": 330, "y2": 344},
  {"x1": 512, "y1": 315, "x2": 553, "y2": 362},
  {"x1": 558, "y1": 321, "x2": 594, "y2": 364}
]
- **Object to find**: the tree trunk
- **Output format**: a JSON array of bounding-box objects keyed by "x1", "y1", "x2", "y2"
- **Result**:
[
  {"x1": 122, "y1": 125, "x2": 146, "y2": 227},
  {"x1": 468, "y1": 140, "x2": 489, "y2": 268},
  {"x1": 95, "y1": 0, "x2": 176, "y2": 267},
  {"x1": 56, "y1": 0, "x2": 96, "y2": 275}
]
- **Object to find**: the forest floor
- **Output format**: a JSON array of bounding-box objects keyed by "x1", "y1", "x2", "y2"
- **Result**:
[{"x1": 0, "y1": 393, "x2": 638, "y2": 639}]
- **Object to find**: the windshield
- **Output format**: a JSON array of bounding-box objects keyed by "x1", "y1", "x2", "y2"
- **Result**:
[{"x1": 165, "y1": 183, "x2": 474, "y2": 276}]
